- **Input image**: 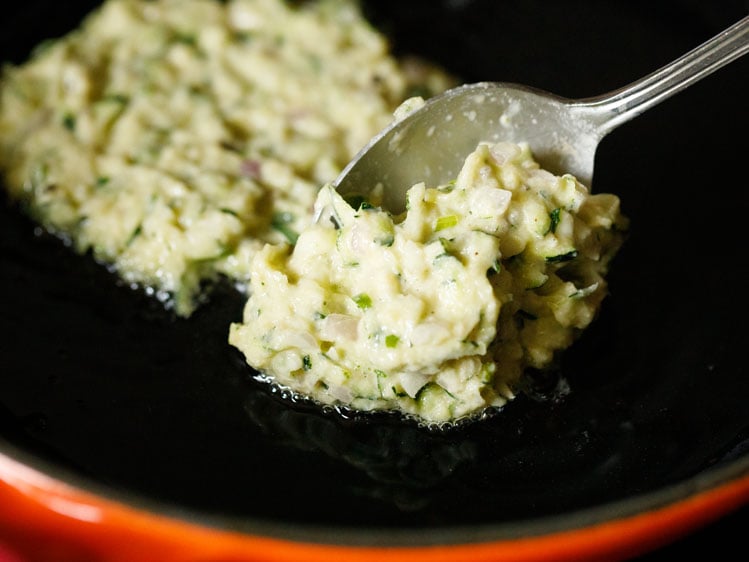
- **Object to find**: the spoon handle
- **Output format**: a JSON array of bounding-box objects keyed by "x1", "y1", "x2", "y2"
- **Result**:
[{"x1": 581, "y1": 15, "x2": 749, "y2": 135}]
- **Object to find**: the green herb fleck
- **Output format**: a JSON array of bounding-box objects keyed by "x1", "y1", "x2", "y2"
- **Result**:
[
  {"x1": 375, "y1": 233, "x2": 394, "y2": 247},
  {"x1": 271, "y1": 211, "x2": 299, "y2": 244},
  {"x1": 374, "y1": 369, "x2": 387, "y2": 395},
  {"x1": 62, "y1": 113, "x2": 76, "y2": 132},
  {"x1": 435, "y1": 214, "x2": 459, "y2": 231},
  {"x1": 126, "y1": 224, "x2": 143, "y2": 247},
  {"x1": 547, "y1": 208, "x2": 561, "y2": 234},
  {"x1": 434, "y1": 237, "x2": 459, "y2": 261},
  {"x1": 480, "y1": 363, "x2": 496, "y2": 384},
  {"x1": 174, "y1": 33, "x2": 197, "y2": 46},
  {"x1": 385, "y1": 334, "x2": 399, "y2": 348},
  {"x1": 343, "y1": 193, "x2": 374, "y2": 211},
  {"x1": 352, "y1": 293, "x2": 372, "y2": 309},
  {"x1": 391, "y1": 385, "x2": 408, "y2": 398},
  {"x1": 302, "y1": 355, "x2": 312, "y2": 371},
  {"x1": 328, "y1": 214, "x2": 342, "y2": 230},
  {"x1": 545, "y1": 250, "x2": 578, "y2": 263}
]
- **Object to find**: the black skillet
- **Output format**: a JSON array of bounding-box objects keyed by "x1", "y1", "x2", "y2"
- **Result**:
[{"x1": 1, "y1": 1, "x2": 748, "y2": 560}]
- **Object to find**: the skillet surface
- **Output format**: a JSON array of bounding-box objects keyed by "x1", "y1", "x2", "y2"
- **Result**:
[{"x1": 1, "y1": 0, "x2": 748, "y2": 539}]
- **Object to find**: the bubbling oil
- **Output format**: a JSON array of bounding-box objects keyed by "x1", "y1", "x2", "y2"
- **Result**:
[{"x1": 250, "y1": 367, "x2": 570, "y2": 431}]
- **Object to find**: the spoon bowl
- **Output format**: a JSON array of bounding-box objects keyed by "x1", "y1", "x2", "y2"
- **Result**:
[{"x1": 334, "y1": 16, "x2": 749, "y2": 214}]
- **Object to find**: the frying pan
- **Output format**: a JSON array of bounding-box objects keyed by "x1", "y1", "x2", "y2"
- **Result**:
[{"x1": 1, "y1": 1, "x2": 748, "y2": 560}]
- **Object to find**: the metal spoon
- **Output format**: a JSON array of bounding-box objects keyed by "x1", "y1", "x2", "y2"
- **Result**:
[{"x1": 333, "y1": 16, "x2": 749, "y2": 214}]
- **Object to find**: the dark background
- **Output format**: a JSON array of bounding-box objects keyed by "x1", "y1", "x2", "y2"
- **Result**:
[{"x1": 1, "y1": 1, "x2": 748, "y2": 560}]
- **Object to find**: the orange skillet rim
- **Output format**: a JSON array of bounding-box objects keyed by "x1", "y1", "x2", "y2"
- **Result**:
[{"x1": 2, "y1": 436, "x2": 749, "y2": 561}]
